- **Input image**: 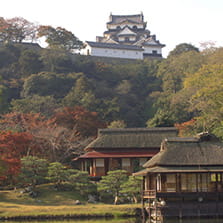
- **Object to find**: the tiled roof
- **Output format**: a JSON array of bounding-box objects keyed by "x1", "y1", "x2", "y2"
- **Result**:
[
  {"x1": 75, "y1": 151, "x2": 157, "y2": 160},
  {"x1": 108, "y1": 14, "x2": 144, "y2": 24},
  {"x1": 86, "y1": 41, "x2": 143, "y2": 51},
  {"x1": 143, "y1": 135, "x2": 223, "y2": 168},
  {"x1": 85, "y1": 127, "x2": 178, "y2": 150}
]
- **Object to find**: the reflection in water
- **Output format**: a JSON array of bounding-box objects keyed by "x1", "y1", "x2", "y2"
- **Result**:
[
  {"x1": 4, "y1": 218, "x2": 223, "y2": 223},
  {"x1": 4, "y1": 219, "x2": 138, "y2": 223},
  {"x1": 149, "y1": 218, "x2": 223, "y2": 223}
]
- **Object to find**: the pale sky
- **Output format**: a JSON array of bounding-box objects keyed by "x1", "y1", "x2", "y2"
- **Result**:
[{"x1": 1, "y1": 0, "x2": 222, "y2": 57}]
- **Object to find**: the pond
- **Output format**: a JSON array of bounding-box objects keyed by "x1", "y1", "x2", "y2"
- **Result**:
[{"x1": 4, "y1": 218, "x2": 223, "y2": 223}]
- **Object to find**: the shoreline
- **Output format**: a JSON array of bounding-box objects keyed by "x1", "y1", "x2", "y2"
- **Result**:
[{"x1": 0, "y1": 211, "x2": 141, "y2": 221}]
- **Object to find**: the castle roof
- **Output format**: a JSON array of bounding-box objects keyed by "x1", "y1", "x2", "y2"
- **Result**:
[
  {"x1": 107, "y1": 14, "x2": 145, "y2": 25},
  {"x1": 85, "y1": 41, "x2": 143, "y2": 51}
]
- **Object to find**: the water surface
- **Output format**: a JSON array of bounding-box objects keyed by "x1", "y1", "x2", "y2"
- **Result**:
[{"x1": 4, "y1": 218, "x2": 223, "y2": 223}]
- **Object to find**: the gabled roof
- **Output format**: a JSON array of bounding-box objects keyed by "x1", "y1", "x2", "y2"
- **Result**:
[
  {"x1": 85, "y1": 41, "x2": 143, "y2": 51},
  {"x1": 134, "y1": 37, "x2": 165, "y2": 47},
  {"x1": 117, "y1": 27, "x2": 137, "y2": 36},
  {"x1": 143, "y1": 134, "x2": 223, "y2": 168},
  {"x1": 85, "y1": 127, "x2": 178, "y2": 150}
]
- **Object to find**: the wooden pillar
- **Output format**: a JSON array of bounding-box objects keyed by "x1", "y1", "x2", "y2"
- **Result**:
[{"x1": 141, "y1": 176, "x2": 145, "y2": 223}]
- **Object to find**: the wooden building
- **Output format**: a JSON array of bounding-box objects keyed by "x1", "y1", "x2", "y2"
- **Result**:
[
  {"x1": 134, "y1": 133, "x2": 223, "y2": 220},
  {"x1": 74, "y1": 127, "x2": 178, "y2": 179}
]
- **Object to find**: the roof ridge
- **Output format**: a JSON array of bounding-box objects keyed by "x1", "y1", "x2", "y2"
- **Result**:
[
  {"x1": 164, "y1": 137, "x2": 199, "y2": 143},
  {"x1": 99, "y1": 127, "x2": 178, "y2": 134}
]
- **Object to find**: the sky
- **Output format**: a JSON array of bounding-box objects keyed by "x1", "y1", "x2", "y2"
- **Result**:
[{"x1": 0, "y1": 0, "x2": 222, "y2": 57}]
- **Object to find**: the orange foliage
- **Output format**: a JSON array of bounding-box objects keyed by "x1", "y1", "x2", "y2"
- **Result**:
[
  {"x1": 0, "y1": 112, "x2": 55, "y2": 131},
  {"x1": 53, "y1": 106, "x2": 106, "y2": 137},
  {"x1": 175, "y1": 119, "x2": 196, "y2": 137},
  {"x1": 0, "y1": 131, "x2": 33, "y2": 180}
]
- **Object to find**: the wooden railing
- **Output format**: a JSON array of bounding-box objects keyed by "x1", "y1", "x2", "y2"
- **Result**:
[{"x1": 143, "y1": 190, "x2": 156, "y2": 198}]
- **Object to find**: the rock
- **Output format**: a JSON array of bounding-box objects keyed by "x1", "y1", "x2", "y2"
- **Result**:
[
  {"x1": 87, "y1": 195, "x2": 97, "y2": 203},
  {"x1": 74, "y1": 200, "x2": 81, "y2": 205}
]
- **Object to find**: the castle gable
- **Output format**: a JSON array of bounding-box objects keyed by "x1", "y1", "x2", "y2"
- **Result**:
[{"x1": 117, "y1": 27, "x2": 137, "y2": 36}]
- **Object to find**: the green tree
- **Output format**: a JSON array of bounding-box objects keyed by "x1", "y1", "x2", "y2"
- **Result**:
[
  {"x1": 18, "y1": 156, "x2": 48, "y2": 188},
  {"x1": 47, "y1": 162, "x2": 69, "y2": 189},
  {"x1": 182, "y1": 64, "x2": 223, "y2": 135},
  {"x1": 0, "y1": 81, "x2": 9, "y2": 113},
  {"x1": 63, "y1": 75, "x2": 97, "y2": 109},
  {"x1": 22, "y1": 72, "x2": 76, "y2": 99},
  {"x1": 69, "y1": 170, "x2": 96, "y2": 197},
  {"x1": 40, "y1": 49, "x2": 74, "y2": 73},
  {"x1": 148, "y1": 49, "x2": 204, "y2": 127},
  {"x1": 168, "y1": 43, "x2": 199, "y2": 57},
  {"x1": 11, "y1": 95, "x2": 59, "y2": 117},
  {"x1": 98, "y1": 170, "x2": 128, "y2": 204},
  {"x1": 120, "y1": 176, "x2": 142, "y2": 203},
  {"x1": 108, "y1": 120, "x2": 126, "y2": 128},
  {"x1": 18, "y1": 50, "x2": 43, "y2": 76},
  {"x1": 38, "y1": 26, "x2": 83, "y2": 51}
]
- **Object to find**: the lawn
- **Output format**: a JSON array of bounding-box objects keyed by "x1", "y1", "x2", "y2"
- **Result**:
[{"x1": 0, "y1": 184, "x2": 141, "y2": 219}]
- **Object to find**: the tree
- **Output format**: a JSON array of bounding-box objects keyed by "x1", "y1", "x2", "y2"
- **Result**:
[
  {"x1": 22, "y1": 72, "x2": 76, "y2": 99},
  {"x1": 0, "y1": 131, "x2": 33, "y2": 183},
  {"x1": 18, "y1": 156, "x2": 48, "y2": 188},
  {"x1": 98, "y1": 170, "x2": 128, "y2": 204},
  {"x1": 63, "y1": 75, "x2": 96, "y2": 108},
  {"x1": 120, "y1": 176, "x2": 142, "y2": 203},
  {"x1": 53, "y1": 106, "x2": 106, "y2": 137},
  {"x1": 11, "y1": 95, "x2": 59, "y2": 117},
  {"x1": 168, "y1": 43, "x2": 199, "y2": 57},
  {"x1": 108, "y1": 120, "x2": 126, "y2": 128},
  {"x1": 182, "y1": 64, "x2": 223, "y2": 135},
  {"x1": 47, "y1": 162, "x2": 69, "y2": 189},
  {"x1": 0, "y1": 77, "x2": 14, "y2": 114},
  {"x1": 37, "y1": 25, "x2": 83, "y2": 51},
  {"x1": 69, "y1": 170, "x2": 96, "y2": 197},
  {"x1": 0, "y1": 112, "x2": 94, "y2": 163},
  {"x1": 0, "y1": 17, "x2": 38, "y2": 43},
  {"x1": 148, "y1": 49, "x2": 204, "y2": 127},
  {"x1": 18, "y1": 50, "x2": 43, "y2": 76},
  {"x1": 40, "y1": 49, "x2": 75, "y2": 73}
]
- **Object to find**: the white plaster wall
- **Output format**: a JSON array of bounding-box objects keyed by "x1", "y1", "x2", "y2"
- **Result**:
[
  {"x1": 118, "y1": 36, "x2": 136, "y2": 42},
  {"x1": 90, "y1": 47, "x2": 143, "y2": 59},
  {"x1": 80, "y1": 45, "x2": 92, "y2": 55},
  {"x1": 143, "y1": 46, "x2": 162, "y2": 54}
]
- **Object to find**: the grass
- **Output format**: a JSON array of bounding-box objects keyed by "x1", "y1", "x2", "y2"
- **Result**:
[{"x1": 0, "y1": 184, "x2": 141, "y2": 219}]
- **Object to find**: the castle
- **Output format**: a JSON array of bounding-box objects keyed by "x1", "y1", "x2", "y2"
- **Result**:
[{"x1": 81, "y1": 13, "x2": 165, "y2": 60}]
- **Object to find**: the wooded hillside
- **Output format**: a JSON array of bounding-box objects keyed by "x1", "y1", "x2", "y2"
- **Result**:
[{"x1": 0, "y1": 16, "x2": 223, "y2": 185}]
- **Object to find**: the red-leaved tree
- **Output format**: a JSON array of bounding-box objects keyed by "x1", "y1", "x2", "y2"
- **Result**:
[{"x1": 0, "y1": 131, "x2": 33, "y2": 183}]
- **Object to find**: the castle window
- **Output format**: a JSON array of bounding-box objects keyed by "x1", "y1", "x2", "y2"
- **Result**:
[
  {"x1": 125, "y1": 37, "x2": 130, "y2": 42},
  {"x1": 133, "y1": 25, "x2": 137, "y2": 30},
  {"x1": 152, "y1": 50, "x2": 157, "y2": 54}
]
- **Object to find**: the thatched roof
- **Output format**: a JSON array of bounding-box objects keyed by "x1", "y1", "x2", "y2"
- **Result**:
[
  {"x1": 143, "y1": 134, "x2": 223, "y2": 168},
  {"x1": 85, "y1": 127, "x2": 178, "y2": 151}
]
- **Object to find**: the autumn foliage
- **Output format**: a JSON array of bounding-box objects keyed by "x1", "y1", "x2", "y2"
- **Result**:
[
  {"x1": 53, "y1": 106, "x2": 106, "y2": 137},
  {"x1": 0, "y1": 106, "x2": 106, "y2": 183},
  {"x1": 175, "y1": 119, "x2": 196, "y2": 137},
  {"x1": 0, "y1": 131, "x2": 33, "y2": 181}
]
